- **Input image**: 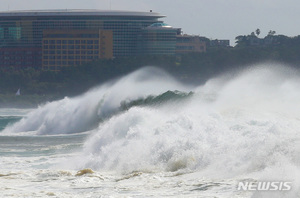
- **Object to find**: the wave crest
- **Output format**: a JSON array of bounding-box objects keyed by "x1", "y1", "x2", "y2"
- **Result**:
[{"x1": 2, "y1": 67, "x2": 189, "y2": 135}]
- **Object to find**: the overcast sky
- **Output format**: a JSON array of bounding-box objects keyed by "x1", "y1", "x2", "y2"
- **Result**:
[{"x1": 1, "y1": 0, "x2": 300, "y2": 46}]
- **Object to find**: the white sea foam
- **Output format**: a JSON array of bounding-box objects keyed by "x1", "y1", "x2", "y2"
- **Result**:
[
  {"x1": 66, "y1": 64, "x2": 300, "y2": 197},
  {"x1": 2, "y1": 64, "x2": 300, "y2": 197},
  {"x1": 2, "y1": 67, "x2": 189, "y2": 135}
]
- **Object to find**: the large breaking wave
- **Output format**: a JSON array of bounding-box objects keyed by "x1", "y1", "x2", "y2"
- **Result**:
[
  {"x1": 2, "y1": 64, "x2": 300, "y2": 197},
  {"x1": 2, "y1": 67, "x2": 190, "y2": 135}
]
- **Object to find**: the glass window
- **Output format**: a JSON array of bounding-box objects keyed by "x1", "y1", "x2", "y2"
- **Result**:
[{"x1": 8, "y1": 27, "x2": 21, "y2": 40}]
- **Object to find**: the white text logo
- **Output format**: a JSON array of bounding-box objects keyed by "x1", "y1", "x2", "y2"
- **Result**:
[{"x1": 237, "y1": 181, "x2": 292, "y2": 191}]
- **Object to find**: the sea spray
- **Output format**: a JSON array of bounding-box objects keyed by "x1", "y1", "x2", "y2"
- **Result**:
[
  {"x1": 2, "y1": 63, "x2": 300, "y2": 197},
  {"x1": 2, "y1": 67, "x2": 189, "y2": 135},
  {"x1": 64, "y1": 64, "x2": 300, "y2": 197}
]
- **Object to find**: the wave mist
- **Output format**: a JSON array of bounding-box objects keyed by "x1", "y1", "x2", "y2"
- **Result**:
[
  {"x1": 3, "y1": 63, "x2": 300, "y2": 197},
  {"x1": 71, "y1": 64, "x2": 300, "y2": 197},
  {"x1": 2, "y1": 67, "x2": 188, "y2": 135}
]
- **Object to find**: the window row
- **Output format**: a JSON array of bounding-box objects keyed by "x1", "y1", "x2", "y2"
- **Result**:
[
  {"x1": 43, "y1": 55, "x2": 99, "y2": 60},
  {"x1": 44, "y1": 50, "x2": 99, "y2": 55},
  {"x1": 43, "y1": 40, "x2": 99, "y2": 45},
  {"x1": 44, "y1": 61, "x2": 80, "y2": 66},
  {"x1": 43, "y1": 58, "x2": 97, "y2": 66},
  {"x1": 43, "y1": 45, "x2": 100, "y2": 50},
  {"x1": 0, "y1": 61, "x2": 35, "y2": 65}
]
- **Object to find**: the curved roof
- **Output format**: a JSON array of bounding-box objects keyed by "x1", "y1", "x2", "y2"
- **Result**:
[{"x1": 0, "y1": 9, "x2": 165, "y2": 18}]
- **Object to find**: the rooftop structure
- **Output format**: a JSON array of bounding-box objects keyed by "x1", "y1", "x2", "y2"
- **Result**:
[
  {"x1": 210, "y1": 39, "x2": 230, "y2": 47},
  {"x1": 0, "y1": 9, "x2": 165, "y2": 18},
  {"x1": 147, "y1": 23, "x2": 172, "y2": 28}
]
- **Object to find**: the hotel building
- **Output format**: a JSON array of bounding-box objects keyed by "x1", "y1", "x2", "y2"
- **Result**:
[{"x1": 0, "y1": 9, "x2": 181, "y2": 70}]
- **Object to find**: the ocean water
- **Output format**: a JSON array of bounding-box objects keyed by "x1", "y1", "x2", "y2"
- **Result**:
[{"x1": 1, "y1": 65, "x2": 300, "y2": 197}]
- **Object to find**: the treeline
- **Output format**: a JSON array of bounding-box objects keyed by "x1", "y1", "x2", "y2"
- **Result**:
[{"x1": 1, "y1": 33, "x2": 300, "y2": 106}]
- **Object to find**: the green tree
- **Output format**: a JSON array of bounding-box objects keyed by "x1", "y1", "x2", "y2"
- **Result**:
[
  {"x1": 268, "y1": 30, "x2": 276, "y2": 36},
  {"x1": 256, "y1": 28, "x2": 261, "y2": 37}
]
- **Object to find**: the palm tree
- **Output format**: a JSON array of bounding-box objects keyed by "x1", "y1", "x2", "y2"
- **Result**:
[{"x1": 255, "y1": 29, "x2": 261, "y2": 37}]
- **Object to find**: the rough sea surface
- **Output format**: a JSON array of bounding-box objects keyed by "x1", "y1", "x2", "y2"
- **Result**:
[{"x1": 1, "y1": 65, "x2": 300, "y2": 198}]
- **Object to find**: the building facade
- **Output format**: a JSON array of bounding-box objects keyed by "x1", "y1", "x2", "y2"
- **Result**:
[
  {"x1": 138, "y1": 23, "x2": 181, "y2": 55},
  {"x1": 42, "y1": 29, "x2": 113, "y2": 70},
  {"x1": 0, "y1": 9, "x2": 175, "y2": 70},
  {"x1": 176, "y1": 35, "x2": 206, "y2": 54}
]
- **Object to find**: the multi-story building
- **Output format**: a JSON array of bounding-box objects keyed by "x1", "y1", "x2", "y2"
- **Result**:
[
  {"x1": 176, "y1": 35, "x2": 206, "y2": 54},
  {"x1": 0, "y1": 9, "x2": 179, "y2": 70}
]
